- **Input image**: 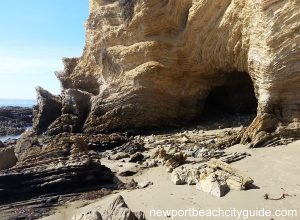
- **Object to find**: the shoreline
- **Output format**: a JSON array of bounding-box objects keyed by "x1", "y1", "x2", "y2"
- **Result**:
[{"x1": 0, "y1": 106, "x2": 33, "y2": 139}]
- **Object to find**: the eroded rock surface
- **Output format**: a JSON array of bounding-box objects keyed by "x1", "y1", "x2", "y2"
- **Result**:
[
  {"x1": 0, "y1": 147, "x2": 17, "y2": 171},
  {"x1": 30, "y1": 0, "x2": 300, "y2": 147},
  {"x1": 33, "y1": 87, "x2": 62, "y2": 135},
  {"x1": 72, "y1": 195, "x2": 146, "y2": 220},
  {"x1": 0, "y1": 135, "x2": 115, "y2": 204}
]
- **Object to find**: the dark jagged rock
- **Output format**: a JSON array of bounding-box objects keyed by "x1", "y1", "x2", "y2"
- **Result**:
[
  {"x1": 32, "y1": 87, "x2": 62, "y2": 134},
  {"x1": 46, "y1": 114, "x2": 81, "y2": 135},
  {"x1": 45, "y1": 89, "x2": 93, "y2": 136},
  {"x1": 129, "y1": 152, "x2": 144, "y2": 163},
  {"x1": 62, "y1": 89, "x2": 92, "y2": 122},
  {"x1": 0, "y1": 136, "x2": 115, "y2": 205},
  {"x1": 3, "y1": 138, "x2": 17, "y2": 147},
  {"x1": 115, "y1": 140, "x2": 146, "y2": 155},
  {"x1": 85, "y1": 133, "x2": 128, "y2": 151},
  {"x1": 0, "y1": 141, "x2": 5, "y2": 148}
]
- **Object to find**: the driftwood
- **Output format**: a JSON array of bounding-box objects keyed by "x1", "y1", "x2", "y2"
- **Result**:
[
  {"x1": 264, "y1": 193, "x2": 296, "y2": 200},
  {"x1": 264, "y1": 188, "x2": 296, "y2": 201}
]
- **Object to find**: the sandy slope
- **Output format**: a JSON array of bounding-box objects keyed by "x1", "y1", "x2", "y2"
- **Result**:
[{"x1": 42, "y1": 141, "x2": 300, "y2": 220}]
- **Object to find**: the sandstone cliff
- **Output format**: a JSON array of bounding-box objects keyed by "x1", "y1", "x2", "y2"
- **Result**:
[{"x1": 34, "y1": 0, "x2": 300, "y2": 147}]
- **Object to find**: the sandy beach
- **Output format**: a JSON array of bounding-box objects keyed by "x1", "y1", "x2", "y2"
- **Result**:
[{"x1": 42, "y1": 141, "x2": 300, "y2": 220}]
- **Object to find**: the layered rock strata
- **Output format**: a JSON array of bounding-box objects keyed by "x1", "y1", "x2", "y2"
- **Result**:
[
  {"x1": 0, "y1": 135, "x2": 115, "y2": 204},
  {"x1": 0, "y1": 147, "x2": 17, "y2": 171},
  {"x1": 31, "y1": 0, "x2": 300, "y2": 146}
]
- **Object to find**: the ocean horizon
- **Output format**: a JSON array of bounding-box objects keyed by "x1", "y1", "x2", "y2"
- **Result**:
[{"x1": 0, "y1": 99, "x2": 36, "y2": 108}]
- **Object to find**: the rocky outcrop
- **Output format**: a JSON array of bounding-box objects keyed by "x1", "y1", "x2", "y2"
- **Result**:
[
  {"x1": 32, "y1": 87, "x2": 62, "y2": 134},
  {"x1": 72, "y1": 195, "x2": 146, "y2": 220},
  {"x1": 0, "y1": 107, "x2": 33, "y2": 136},
  {"x1": 0, "y1": 147, "x2": 17, "y2": 171},
  {"x1": 30, "y1": 0, "x2": 300, "y2": 146},
  {"x1": 0, "y1": 135, "x2": 115, "y2": 204},
  {"x1": 171, "y1": 159, "x2": 254, "y2": 197},
  {"x1": 45, "y1": 89, "x2": 93, "y2": 135}
]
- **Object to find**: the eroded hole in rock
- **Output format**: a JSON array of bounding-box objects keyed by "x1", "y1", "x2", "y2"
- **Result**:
[{"x1": 200, "y1": 72, "x2": 257, "y2": 127}]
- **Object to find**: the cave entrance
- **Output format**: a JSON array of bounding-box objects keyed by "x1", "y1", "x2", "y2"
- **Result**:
[{"x1": 200, "y1": 72, "x2": 257, "y2": 127}]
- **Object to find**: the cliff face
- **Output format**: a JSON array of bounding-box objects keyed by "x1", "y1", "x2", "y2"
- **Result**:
[{"x1": 35, "y1": 0, "x2": 300, "y2": 147}]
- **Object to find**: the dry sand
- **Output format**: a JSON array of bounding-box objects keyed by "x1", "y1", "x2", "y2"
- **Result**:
[{"x1": 42, "y1": 141, "x2": 300, "y2": 220}]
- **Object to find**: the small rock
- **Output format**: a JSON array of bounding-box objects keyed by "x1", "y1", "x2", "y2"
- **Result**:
[
  {"x1": 152, "y1": 147, "x2": 187, "y2": 169},
  {"x1": 138, "y1": 181, "x2": 153, "y2": 189},
  {"x1": 143, "y1": 159, "x2": 158, "y2": 168},
  {"x1": 171, "y1": 165, "x2": 202, "y2": 185},
  {"x1": 166, "y1": 167, "x2": 173, "y2": 173},
  {"x1": 45, "y1": 196, "x2": 59, "y2": 205},
  {"x1": 118, "y1": 141, "x2": 146, "y2": 155},
  {"x1": 178, "y1": 136, "x2": 189, "y2": 144},
  {"x1": 118, "y1": 164, "x2": 139, "y2": 177},
  {"x1": 129, "y1": 152, "x2": 144, "y2": 163},
  {"x1": 112, "y1": 152, "x2": 130, "y2": 160},
  {"x1": 118, "y1": 170, "x2": 137, "y2": 177}
]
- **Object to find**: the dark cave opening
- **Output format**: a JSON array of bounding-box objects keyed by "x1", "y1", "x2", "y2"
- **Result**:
[{"x1": 200, "y1": 72, "x2": 257, "y2": 126}]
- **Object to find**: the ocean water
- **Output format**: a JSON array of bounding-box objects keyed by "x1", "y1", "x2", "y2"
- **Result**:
[
  {"x1": 0, "y1": 135, "x2": 20, "y2": 142},
  {"x1": 0, "y1": 99, "x2": 36, "y2": 107}
]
